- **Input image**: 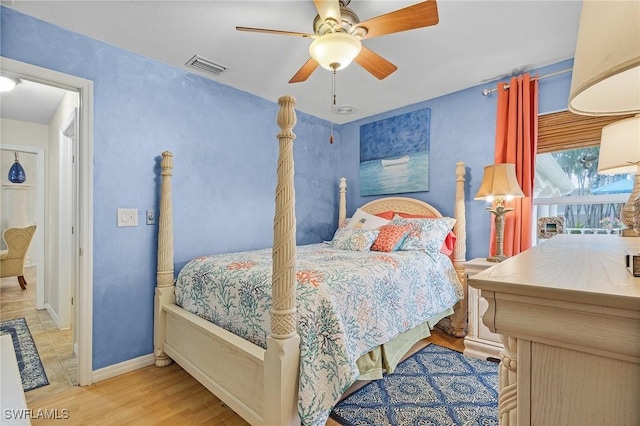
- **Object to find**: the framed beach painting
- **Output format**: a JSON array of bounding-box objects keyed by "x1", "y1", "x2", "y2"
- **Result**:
[{"x1": 359, "y1": 108, "x2": 430, "y2": 196}]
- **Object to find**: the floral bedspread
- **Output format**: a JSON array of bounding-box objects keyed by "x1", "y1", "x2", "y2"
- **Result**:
[{"x1": 175, "y1": 243, "x2": 463, "y2": 426}]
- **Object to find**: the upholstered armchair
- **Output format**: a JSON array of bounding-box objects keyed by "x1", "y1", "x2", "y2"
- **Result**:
[{"x1": 0, "y1": 225, "x2": 36, "y2": 290}]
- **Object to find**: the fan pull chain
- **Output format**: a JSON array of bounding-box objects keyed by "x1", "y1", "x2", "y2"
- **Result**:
[
  {"x1": 330, "y1": 125, "x2": 334, "y2": 144},
  {"x1": 332, "y1": 68, "x2": 337, "y2": 107},
  {"x1": 329, "y1": 68, "x2": 336, "y2": 144}
]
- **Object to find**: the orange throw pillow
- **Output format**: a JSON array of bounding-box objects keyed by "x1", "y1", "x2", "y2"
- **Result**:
[
  {"x1": 374, "y1": 211, "x2": 395, "y2": 220},
  {"x1": 371, "y1": 224, "x2": 412, "y2": 252}
]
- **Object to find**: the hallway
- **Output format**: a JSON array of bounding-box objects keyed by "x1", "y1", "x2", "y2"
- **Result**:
[{"x1": 0, "y1": 266, "x2": 76, "y2": 403}]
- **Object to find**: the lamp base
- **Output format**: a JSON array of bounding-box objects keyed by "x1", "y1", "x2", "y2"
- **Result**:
[
  {"x1": 620, "y1": 229, "x2": 640, "y2": 237},
  {"x1": 486, "y1": 254, "x2": 507, "y2": 263}
]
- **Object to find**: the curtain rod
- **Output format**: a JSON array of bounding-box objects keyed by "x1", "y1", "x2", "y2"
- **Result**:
[{"x1": 481, "y1": 68, "x2": 572, "y2": 96}]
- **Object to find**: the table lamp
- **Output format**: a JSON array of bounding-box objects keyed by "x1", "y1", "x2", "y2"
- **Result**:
[
  {"x1": 475, "y1": 163, "x2": 525, "y2": 262},
  {"x1": 568, "y1": 0, "x2": 639, "y2": 116},
  {"x1": 597, "y1": 115, "x2": 640, "y2": 237}
]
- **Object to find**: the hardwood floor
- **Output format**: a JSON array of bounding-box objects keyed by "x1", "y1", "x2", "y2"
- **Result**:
[
  {"x1": 28, "y1": 328, "x2": 464, "y2": 425},
  {"x1": 0, "y1": 267, "x2": 77, "y2": 404}
]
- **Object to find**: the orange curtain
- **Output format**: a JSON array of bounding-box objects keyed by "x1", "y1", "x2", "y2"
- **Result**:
[{"x1": 490, "y1": 73, "x2": 538, "y2": 257}]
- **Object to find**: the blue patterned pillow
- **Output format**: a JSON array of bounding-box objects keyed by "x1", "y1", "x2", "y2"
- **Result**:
[
  {"x1": 331, "y1": 228, "x2": 380, "y2": 251},
  {"x1": 391, "y1": 216, "x2": 456, "y2": 252}
]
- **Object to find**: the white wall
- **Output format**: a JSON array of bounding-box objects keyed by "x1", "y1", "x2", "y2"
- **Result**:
[{"x1": 1, "y1": 119, "x2": 46, "y2": 263}]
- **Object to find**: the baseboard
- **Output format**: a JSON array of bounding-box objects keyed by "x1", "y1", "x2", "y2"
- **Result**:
[
  {"x1": 92, "y1": 353, "x2": 155, "y2": 383},
  {"x1": 45, "y1": 303, "x2": 60, "y2": 328},
  {"x1": 463, "y1": 337, "x2": 503, "y2": 360}
]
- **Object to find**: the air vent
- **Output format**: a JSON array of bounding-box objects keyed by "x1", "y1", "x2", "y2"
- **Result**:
[{"x1": 185, "y1": 55, "x2": 228, "y2": 76}]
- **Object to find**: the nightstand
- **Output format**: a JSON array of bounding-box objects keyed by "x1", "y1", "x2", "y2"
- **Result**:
[{"x1": 463, "y1": 258, "x2": 504, "y2": 360}]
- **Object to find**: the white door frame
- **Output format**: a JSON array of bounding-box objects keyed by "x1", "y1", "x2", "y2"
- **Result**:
[
  {"x1": 57, "y1": 110, "x2": 77, "y2": 330},
  {"x1": 1, "y1": 57, "x2": 94, "y2": 386},
  {"x1": 0, "y1": 144, "x2": 45, "y2": 310}
]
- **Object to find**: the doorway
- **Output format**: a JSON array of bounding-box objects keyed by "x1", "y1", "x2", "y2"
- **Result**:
[
  {"x1": 0, "y1": 147, "x2": 44, "y2": 309},
  {"x1": 1, "y1": 56, "x2": 94, "y2": 386}
]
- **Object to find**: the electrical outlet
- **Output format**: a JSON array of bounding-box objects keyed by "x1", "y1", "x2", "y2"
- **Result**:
[{"x1": 146, "y1": 210, "x2": 156, "y2": 225}]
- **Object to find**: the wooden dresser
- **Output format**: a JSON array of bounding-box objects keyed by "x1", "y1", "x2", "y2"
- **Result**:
[{"x1": 468, "y1": 234, "x2": 640, "y2": 426}]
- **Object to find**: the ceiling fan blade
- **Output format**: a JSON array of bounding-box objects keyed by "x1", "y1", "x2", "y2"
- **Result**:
[
  {"x1": 313, "y1": 0, "x2": 342, "y2": 25},
  {"x1": 355, "y1": 0, "x2": 439, "y2": 40},
  {"x1": 289, "y1": 58, "x2": 320, "y2": 83},
  {"x1": 236, "y1": 26, "x2": 315, "y2": 38},
  {"x1": 354, "y1": 46, "x2": 398, "y2": 80}
]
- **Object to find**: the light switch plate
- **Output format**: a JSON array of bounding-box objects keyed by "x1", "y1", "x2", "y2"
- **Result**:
[{"x1": 117, "y1": 208, "x2": 138, "y2": 227}]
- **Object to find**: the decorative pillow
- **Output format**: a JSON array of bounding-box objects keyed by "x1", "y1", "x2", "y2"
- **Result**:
[
  {"x1": 391, "y1": 215, "x2": 456, "y2": 253},
  {"x1": 371, "y1": 224, "x2": 412, "y2": 252},
  {"x1": 345, "y1": 208, "x2": 390, "y2": 230},
  {"x1": 395, "y1": 213, "x2": 457, "y2": 255},
  {"x1": 331, "y1": 228, "x2": 379, "y2": 251},
  {"x1": 375, "y1": 211, "x2": 456, "y2": 254},
  {"x1": 374, "y1": 211, "x2": 395, "y2": 220},
  {"x1": 440, "y1": 232, "x2": 457, "y2": 256}
]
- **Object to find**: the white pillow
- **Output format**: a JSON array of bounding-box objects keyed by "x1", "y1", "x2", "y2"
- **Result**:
[{"x1": 345, "y1": 208, "x2": 390, "y2": 230}]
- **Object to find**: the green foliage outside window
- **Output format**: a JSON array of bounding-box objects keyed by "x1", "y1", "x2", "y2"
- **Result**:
[{"x1": 543, "y1": 147, "x2": 629, "y2": 230}]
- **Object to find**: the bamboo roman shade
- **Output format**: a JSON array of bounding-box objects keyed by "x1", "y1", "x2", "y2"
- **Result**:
[{"x1": 537, "y1": 111, "x2": 636, "y2": 153}]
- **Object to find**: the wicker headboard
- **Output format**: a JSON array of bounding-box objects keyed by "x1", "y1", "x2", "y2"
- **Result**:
[{"x1": 360, "y1": 196, "x2": 443, "y2": 218}]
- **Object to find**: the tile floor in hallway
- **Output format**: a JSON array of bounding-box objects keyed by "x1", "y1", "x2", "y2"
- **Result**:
[{"x1": 0, "y1": 266, "x2": 77, "y2": 403}]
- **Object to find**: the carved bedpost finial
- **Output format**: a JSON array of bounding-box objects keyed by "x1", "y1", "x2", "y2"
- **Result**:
[
  {"x1": 161, "y1": 150, "x2": 174, "y2": 177},
  {"x1": 277, "y1": 95, "x2": 297, "y2": 136}
]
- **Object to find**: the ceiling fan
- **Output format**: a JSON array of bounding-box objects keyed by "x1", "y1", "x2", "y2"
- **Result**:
[{"x1": 236, "y1": 0, "x2": 439, "y2": 83}]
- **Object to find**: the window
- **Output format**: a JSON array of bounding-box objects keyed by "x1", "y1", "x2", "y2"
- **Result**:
[{"x1": 534, "y1": 111, "x2": 634, "y2": 238}]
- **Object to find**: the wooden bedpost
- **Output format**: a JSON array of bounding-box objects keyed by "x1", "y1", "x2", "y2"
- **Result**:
[
  {"x1": 154, "y1": 151, "x2": 175, "y2": 367},
  {"x1": 338, "y1": 177, "x2": 347, "y2": 227},
  {"x1": 438, "y1": 161, "x2": 468, "y2": 337},
  {"x1": 264, "y1": 95, "x2": 301, "y2": 426}
]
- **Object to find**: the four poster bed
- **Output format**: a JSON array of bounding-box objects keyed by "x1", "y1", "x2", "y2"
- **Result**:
[{"x1": 153, "y1": 95, "x2": 468, "y2": 426}]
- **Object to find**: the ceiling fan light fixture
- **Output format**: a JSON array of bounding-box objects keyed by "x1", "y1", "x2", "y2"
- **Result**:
[
  {"x1": 0, "y1": 76, "x2": 20, "y2": 92},
  {"x1": 309, "y1": 32, "x2": 362, "y2": 71}
]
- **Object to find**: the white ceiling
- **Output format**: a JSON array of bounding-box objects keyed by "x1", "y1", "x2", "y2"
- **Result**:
[
  {"x1": 3, "y1": 0, "x2": 582, "y2": 124},
  {"x1": 0, "y1": 79, "x2": 69, "y2": 125}
]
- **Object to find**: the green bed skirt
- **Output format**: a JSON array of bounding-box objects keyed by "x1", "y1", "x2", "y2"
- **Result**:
[{"x1": 356, "y1": 307, "x2": 455, "y2": 380}]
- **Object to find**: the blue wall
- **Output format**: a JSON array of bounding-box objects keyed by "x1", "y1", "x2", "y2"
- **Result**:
[
  {"x1": 1, "y1": 7, "x2": 340, "y2": 369},
  {"x1": 336, "y1": 59, "x2": 574, "y2": 260},
  {"x1": 1, "y1": 5, "x2": 575, "y2": 370}
]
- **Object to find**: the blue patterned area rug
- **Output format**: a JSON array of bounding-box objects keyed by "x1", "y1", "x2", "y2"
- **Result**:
[
  {"x1": 0, "y1": 317, "x2": 49, "y2": 391},
  {"x1": 330, "y1": 344, "x2": 498, "y2": 426}
]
